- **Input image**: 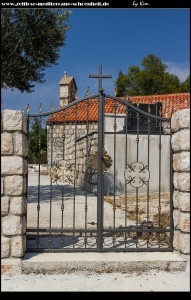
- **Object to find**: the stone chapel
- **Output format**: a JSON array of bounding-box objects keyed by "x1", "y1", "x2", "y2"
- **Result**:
[{"x1": 46, "y1": 72, "x2": 190, "y2": 193}]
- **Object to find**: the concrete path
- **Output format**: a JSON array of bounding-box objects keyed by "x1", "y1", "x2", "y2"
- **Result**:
[
  {"x1": 27, "y1": 173, "x2": 137, "y2": 250},
  {"x1": 2, "y1": 269, "x2": 190, "y2": 291},
  {"x1": 21, "y1": 252, "x2": 187, "y2": 273},
  {"x1": 27, "y1": 173, "x2": 130, "y2": 230},
  {"x1": 1, "y1": 253, "x2": 189, "y2": 291}
]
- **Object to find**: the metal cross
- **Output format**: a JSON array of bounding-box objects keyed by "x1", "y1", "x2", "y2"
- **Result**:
[{"x1": 89, "y1": 65, "x2": 112, "y2": 93}]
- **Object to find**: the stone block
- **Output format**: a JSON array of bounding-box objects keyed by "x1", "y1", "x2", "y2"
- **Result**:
[
  {"x1": 173, "y1": 173, "x2": 179, "y2": 189},
  {"x1": 179, "y1": 233, "x2": 190, "y2": 254},
  {"x1": 1, "y1": 156, "x2": 24, "y2": 175},
  {"x1": 4, "y1": 176, "x2": 24, "y2": 196},
  {"x1": 179, "y1": 212, "x2": 190, "y2": 233},
  {"x1": 173, "y1": 152, "x2": 190, "y2": 172},
  {"x1": 172, "y1": 130, "x2": 190, "y2": 152},
  {"x1": 1, "y1": 132, "x2": 13, "y2": 154},
  {"x1": 179, "y1": 192, "x2": 190, "y2": 212},
  {"x1": 1, "y1": 258, "x2": 22, "y2": 275},
  {"x1": 174, "y1": 172, "x2": 190, "y2": 192},
  {"x1": 1, "y1": 237, "x2": 10, "y2": 258},
  {"x1": 173, "y1": 191, "x2": 179, "y2": 209},
  {"x1": 10, "y1": 197, "x2": 26, "y2": 215},
  {"x1": 14, "y1": 132, "x2": 28, "y2": 157},
  {"x1": 2, "y1": 110, "x2": 23, "y2": 131},
  {"x1": 171, "y1": 109, "x2": 190, "y2": 132},
  {"x1": 11, "y1": 236, "x2": 24, "y2": 257},
  {"x1": 2, "y1": 215, "x2": 22, "y2": 235},
  {"x1": 1, "y1": 196, "x2": 9, "y2": 216}
]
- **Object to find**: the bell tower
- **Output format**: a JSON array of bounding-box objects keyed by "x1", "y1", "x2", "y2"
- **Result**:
[{"x1": 59, "y1": 71, "x2": 78, "y2": 106}]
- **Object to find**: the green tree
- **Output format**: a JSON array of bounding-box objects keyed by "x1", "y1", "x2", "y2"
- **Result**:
[
  {"x1": 181, "y1": 75, "x2": 190, "y2": 92},
  {"x1": 1, "y1": 9, "x2": 71, "y2": 93},
  {"x1": 28, "y1": 118, "x2": 47, "y2": 164},
  {"x1": 115, "y1": 54, "x2": 183, "y2": 96}
]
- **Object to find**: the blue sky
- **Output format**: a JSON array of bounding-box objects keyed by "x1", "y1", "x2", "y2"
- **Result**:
[{"x1": 1, "y1": 8, "x2": 190, "y2": 113}]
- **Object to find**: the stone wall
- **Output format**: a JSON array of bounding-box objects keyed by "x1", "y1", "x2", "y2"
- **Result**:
[
  {"x1": 47, "y1": 123, "x2": 98, "y2": 189},
  {"x1": 75, "y1": 133, "x2": 98, "y2": 192},
  {"x1": 1, "y1": 110, "x2": 28, "y2": 258},
  {"x1": 47, "y1": 122, "x2": 98, "y2": 166},
  {"x1": 172, "y1": 109, "x2": 190, "y2": 256}
]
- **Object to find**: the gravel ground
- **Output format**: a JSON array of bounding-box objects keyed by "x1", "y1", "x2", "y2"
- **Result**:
[{"x1": 2, "y1": 270, "x2": 190, "y2": 292}]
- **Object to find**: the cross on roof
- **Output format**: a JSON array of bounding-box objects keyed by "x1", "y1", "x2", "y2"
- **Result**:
[{"x1": 89, "y1": 65, "x2": 112, "y2": 93}]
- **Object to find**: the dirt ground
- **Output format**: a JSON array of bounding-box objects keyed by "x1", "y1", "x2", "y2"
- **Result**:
[{"x1": 104, "y1": 192, "x2": 170, "y2": 227}]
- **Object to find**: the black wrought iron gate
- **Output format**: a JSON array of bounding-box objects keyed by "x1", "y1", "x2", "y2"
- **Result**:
[{"x1": 26, "y1": 66, "x2": 173, "y2": 252}]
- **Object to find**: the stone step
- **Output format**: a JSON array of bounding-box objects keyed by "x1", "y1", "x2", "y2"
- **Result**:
[{"x1": 21, "y1": 252, "x2": 187, "y2": 274}]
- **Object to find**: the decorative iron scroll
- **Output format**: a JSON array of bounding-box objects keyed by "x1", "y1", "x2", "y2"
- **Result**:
[
  {"x1": 91, "y1": 149, "x2": 113, "y2": 174},
  {"x1": 124, "y1": 162, "x2": 150, "y2": 188},
  {"x1": 50, "y1": 160, "x2": 78, "y2": 184}
]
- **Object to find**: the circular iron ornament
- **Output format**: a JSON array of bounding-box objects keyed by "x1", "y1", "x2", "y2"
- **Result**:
[{"x1": 124, "y1": 162, "x2": 150, "y2": 188}]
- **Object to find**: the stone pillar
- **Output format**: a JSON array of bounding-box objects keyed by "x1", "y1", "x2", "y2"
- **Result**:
[
  {"x1": 171, "y1": 109, "x2": 190, "y2": 257},
  {"x1": 1, "y1": 110, "x2": 28, "y2": 258}
]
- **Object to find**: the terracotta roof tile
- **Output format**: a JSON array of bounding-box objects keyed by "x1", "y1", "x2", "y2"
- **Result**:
[
  {"x1": 127, "y1": 93, "x2": 190, "y2": 118},
  {"x1": 48, "y1": 93, "x2": 190, "y2": 123}
]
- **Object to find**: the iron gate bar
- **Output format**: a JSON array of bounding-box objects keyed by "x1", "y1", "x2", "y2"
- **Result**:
[
  {"x1": 97, "y1": 89, "x2": 104, "y2": 251},
  {"x1": 104, "y1": 95, "x2": 171, "y2": 122},
  {"x1": 27, "y1": 94, "x2": 170, "y2": 122},
  {"x1": 158, "y1": 116, "x2": 162, "y2": 248},
  {"x1": 49, "y1": 116, "x2": 53, "y2": 247},
  {"x1": 61, "y1": 110, "x2": 66, "y2": 245},
  {"x1": 27, "y1": 227, "x2": 171, "y2": 233},
  {"x1": 113, "y1": 102, "x2": 117, "y2": 239},
  {"x1": 136, "y1": 108, "x2": 140, "y2": 247},
  {"x1": 26, "y1": 76, "x2": 173, "y2": 252},
  {"x1": 124, "y1": 106, "x2": 128, "y2": 248},
  {"x1": 73, "y1": 103, "x2": 78, "y2": 248},
  {"x1": 27, "y1": 95, "x2": 99, "y2": 118},
  {"x1": 36, "y1": 117, "x2": 42, "y2": 248},
  {"x1": 89, "y1": 65, "x2": 112, "y2": 251},
  {"x1": 25, "y1": 115, "x2": 29, "y2": 245},
  {"x1": 169, "y1": 126, "x2": 174, "y2": 250},
  {"x1": 147, "y1": 113, "x2": 151, "y2": 248},
  {"x1": 102, "y1": 94, "x2": 172, "y2": 251},
  {"x1": 85, "y1": 100, "x2": 91, "y2": 248},
  {"x1": 77, "y1": 131, "x2": 171, "y2": 138},
  {"x1": 27, "y1": 229, "x2": 98, "y2": 233}
]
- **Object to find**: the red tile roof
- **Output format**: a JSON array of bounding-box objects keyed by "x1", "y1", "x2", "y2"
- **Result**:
[
  {"x1": 48, "y1": 93, "x2": 190, "y2": 123},
  {"x1": 128, "y1": 93, "x2": 190, "y2": 118}
]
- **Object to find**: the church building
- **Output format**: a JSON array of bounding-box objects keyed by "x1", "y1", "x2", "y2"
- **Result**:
[{"x1": 46, "y1": 72, "x2": 190, "y2": 192}]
